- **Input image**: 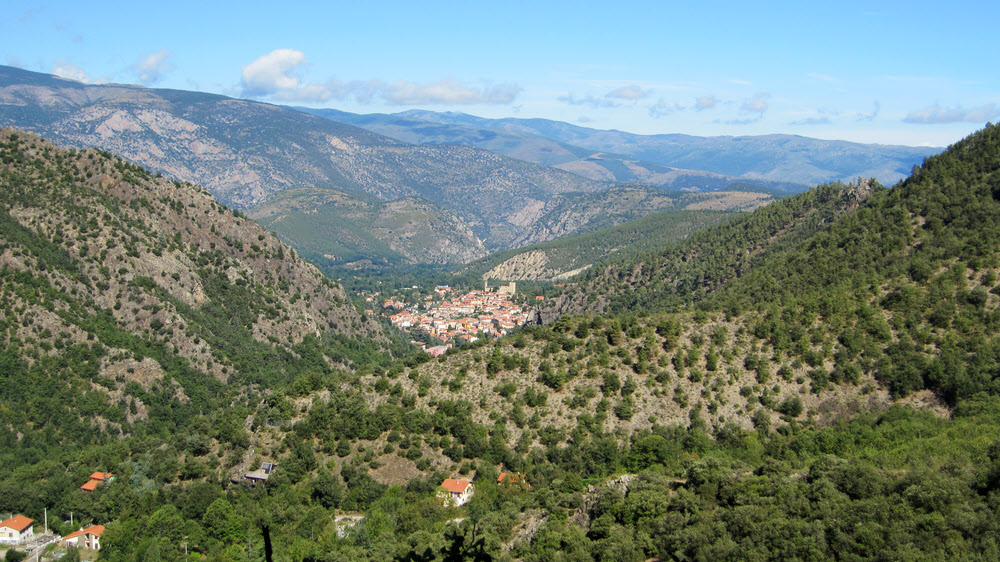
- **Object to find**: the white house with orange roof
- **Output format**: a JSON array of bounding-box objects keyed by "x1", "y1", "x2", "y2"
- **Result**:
[
  {"x1": 62, "y1": 524, "x2": 105, "y2": 550},
  {"x1": 437, "y1": 478, "x2": 474, "y2": 506},
  {"x1": 0, "y1": 515, "x2": 33, "y2": 545}
]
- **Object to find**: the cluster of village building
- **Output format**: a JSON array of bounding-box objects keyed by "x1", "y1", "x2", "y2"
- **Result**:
[
  {"x1": 360, "y1": 283, "x2": 538, "y2": 354},
  {"x1": 0, "y1": 472, "x2": 112, "y2": 557}
]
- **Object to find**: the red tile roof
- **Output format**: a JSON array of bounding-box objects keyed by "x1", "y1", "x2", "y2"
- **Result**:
[
  {"x1": 80, "y1": 480, "x2": 100, "y2": 492},
  {"x1": 441, "y1": 478, "x2": 472, "y2": 493},
  {"x1": 63, "y1": 524, "x2": 105, "y2": 541},
  {"x1": 0, "y1": 515, "x2": 33, "y2": 532},
  {"x1": 89, "y1": 472, "x2": 113, "y2": 481},
  {"x1": 498, "y1": 472, "x2": 525, "y2": 485}
]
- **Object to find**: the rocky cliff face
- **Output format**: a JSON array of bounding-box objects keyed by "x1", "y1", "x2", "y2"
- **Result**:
[{"x1": 483, "y1": 250, "x2": 567, "y2": 281}]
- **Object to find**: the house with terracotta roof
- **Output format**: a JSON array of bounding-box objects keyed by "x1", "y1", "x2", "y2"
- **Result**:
[
  {"x1": 62, "y1": 524, "x2": 105, "y2": 550},
  {"x1": 498, "y1": 472, "x2": 528, "y2": 488},
  {"x1": 437, "y1": 478, "x2": 474, "y2": 506},
  {"x1": 0, "y1": 515, "x2": 34, "y2": 545},
  {"x1": 80, "y1": 471, "x2": 114, "y2": 492}
]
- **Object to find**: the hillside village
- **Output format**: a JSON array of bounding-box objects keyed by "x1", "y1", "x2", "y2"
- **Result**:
[
  {"x1": 360, "y1": 283, "x2": 538, "y2": 352},
  {"x1": 0, "y1": 472, "x2": 116, "y2": 558}
]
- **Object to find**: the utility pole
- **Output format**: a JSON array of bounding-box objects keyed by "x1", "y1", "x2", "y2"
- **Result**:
[{"x1": 44, "y1": 507, "x2": 48, "y2": 535}]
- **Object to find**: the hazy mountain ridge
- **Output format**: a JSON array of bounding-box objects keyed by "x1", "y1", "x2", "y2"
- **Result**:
[
  {"x1": 0, "y1": 65, "x2": 608, "y2": 254},
  {"x1": 294, "y1": 106, "x2": 808, "y2": 192},
  {"x1": 389, "y1": 109, "x2": 940, "y2": 186}
]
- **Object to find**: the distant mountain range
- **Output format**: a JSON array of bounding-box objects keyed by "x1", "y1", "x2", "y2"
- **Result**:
[
  {"x1": 0, "y1": 65, "x2": 607, "y2": 258},
  {"x1": 0, "y1": 64, "x2": 939, "y2": 266},
  {"x1": 294, "y1": 107, "x2": 940, "y2": 187}
]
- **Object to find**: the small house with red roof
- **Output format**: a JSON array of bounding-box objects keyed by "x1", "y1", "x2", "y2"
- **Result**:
[
  {"x1": 0, "y1": 515, "x2": 34, "y2": 545},
  {"x1": 62, "y1": 524, "x2": 105, "y2": 550},
  {"x1": 497, "y1": 472, "x2": 527, "y2": 487},
  {"x1": 80, "y1": 471, "x2": 114, "y2": 492},
  {"x1": 437, "y1": 478, "x2": 474, "y2": 506}
]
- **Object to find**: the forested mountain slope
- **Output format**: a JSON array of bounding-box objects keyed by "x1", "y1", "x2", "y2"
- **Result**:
[
  {"x1": 4, "y1": 126, "x2": 1000, "y2": 562},
  {"x1": 248, "y1": 187, "x2": 489, "y2": 266},
  {"x1": 540, "y1": 178, "x2": 877, "y2": 320},
  {"x1": 295, "y1": 106, "x2": 809, "y2": 193},
  {"x1": 460, "y1": 208, "x2": 741, "y2": 282},
  {"x1": 316, "y1": 123, "x2": 1000, "y2": 560},
  {"x1": 0, "y1": 128, "x2": 398, "y2": 450},
  {"x1": 547, "y1": 123, "x2": 1000, "y2": 404},
  {"x1": 507, "y1": 185, "x2": 772, "y2": 248}
]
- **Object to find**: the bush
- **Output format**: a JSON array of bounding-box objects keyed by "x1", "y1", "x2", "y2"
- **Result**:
[
  {"x1": 614, "y1": 397, "x2": 635, "y2": 421},
  {"x1": 777, "y1": 395, "x2": 804, "y2": 417}
]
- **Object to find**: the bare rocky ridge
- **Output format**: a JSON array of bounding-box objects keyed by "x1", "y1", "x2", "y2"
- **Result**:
[
  {"x1": 482, "y1": 250, "x2": 594, "y2": 282},
  {"x1": 483, "y1": 250, "x2": 568, "y2": 281}
]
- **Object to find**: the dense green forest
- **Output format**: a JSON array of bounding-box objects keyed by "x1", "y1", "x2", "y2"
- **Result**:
[
  {"x1": 541, "y1": 178, "x2": 877, "y2": 320},
  {"x1": 3, "y1": 124, "x2": 1000, "y2": 561}
]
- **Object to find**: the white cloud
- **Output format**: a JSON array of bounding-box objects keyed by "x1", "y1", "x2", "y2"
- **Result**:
[
  {"x1": 721, "y1": 116, "x2": 763, "y2": 125},
  {"x1": 903, "y1": 103, "x2": 999, "y2": 124},
  {"x1": 791, "y1": 107, "x2": 838, "y2": 126},
  {"x1": 558, "y1": 93, "x2": 619, "y2": 108},
  {"x1": 131, "y1": 49, "x2": 173, "y2": 84},
  {"x1": 648, "y1": 99, "x2": 682, "y2": 118},
  {"x1": 729, "y1": 78, "x2": 751, "y2": 86},
  {"x1": 741, "y1": 92, "x2": 770, "y2": 114},
  {"x1": 695, "y1": 95, "x2": 719, "y2": 111},
  {"x1": 383, "y1": 78, "x2": 520, "y2": 105},
  {"x1": 606, "y1": 85, "x2": 649, "y2": 100},
  {"x1": 241, "y1": 50, "x2": 519, "y2": 105},
  {"x1": 856, "y1": 101, "x2": 880, "y2": 122},
  {"x1": 51, "y1": 60, "x2": 105, "y2": 84},
  {"x1": 241, "y1": 49, "x2": 308, "y2": 97},
  {"x1": 791, "y1": 116, "x2": 832, "y2": 126}
]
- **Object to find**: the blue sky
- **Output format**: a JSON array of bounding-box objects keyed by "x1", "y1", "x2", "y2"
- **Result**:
[{"x1": 3, "y1": 0, "x2": 997, "y2": 147}]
